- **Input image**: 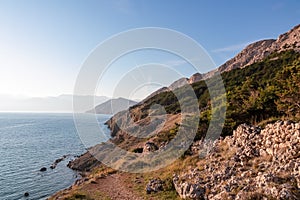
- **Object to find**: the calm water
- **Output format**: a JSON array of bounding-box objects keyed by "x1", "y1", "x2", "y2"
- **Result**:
[{"x1": 0, "y1": 113, "x2": 111, "y2": 200}]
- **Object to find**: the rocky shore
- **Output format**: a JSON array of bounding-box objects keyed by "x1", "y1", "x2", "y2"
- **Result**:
[
  {"x1": 50, "y1": 25, "x2": 300, "y2": 199},
  {"x1": 50, "y1": 120, "x2": 300, "y2": 200}
]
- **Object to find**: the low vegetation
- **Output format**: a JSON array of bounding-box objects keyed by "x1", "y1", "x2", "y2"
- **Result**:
[
  {"x1": 51, "y1": 50, "x2": 300, "y2": 199},
  {"x1": 136, "y1": 50, "x2": 300, "y2": 140}
]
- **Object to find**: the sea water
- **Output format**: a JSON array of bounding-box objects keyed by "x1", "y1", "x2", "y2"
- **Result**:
[{"x1": 0, "y1": 113, "x2": 111, "y2": 200}]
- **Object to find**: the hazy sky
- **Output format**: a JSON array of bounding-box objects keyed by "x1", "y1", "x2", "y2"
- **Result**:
[{"x1": 0, "y1": 0, "x2": 299, "y2": 100}]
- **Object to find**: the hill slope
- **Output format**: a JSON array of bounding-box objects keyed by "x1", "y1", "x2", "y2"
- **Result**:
[
  {"x1": 87, "y1": 97, "x2": 137, "y2": 114},
  {"x1": 61, "y1": 49, "x2": 299, "y2": 200},
  {"x1": 107, "y1": 50, "x2": 300, "y2": 149},
  {"x1": 51, "y1": 25, "x2": 300, "y2": 200}
]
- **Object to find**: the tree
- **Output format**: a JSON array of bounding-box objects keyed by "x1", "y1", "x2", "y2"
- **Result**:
[{"x1": 276, "y1": 60, "x2": 300, "y2": 119}]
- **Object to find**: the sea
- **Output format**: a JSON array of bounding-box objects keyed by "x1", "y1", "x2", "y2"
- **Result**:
[{"x1": 0, "y1": 113, "x2": 111, "y2": 200}]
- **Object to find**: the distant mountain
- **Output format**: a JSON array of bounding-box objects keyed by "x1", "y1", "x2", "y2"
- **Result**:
[
  {"x1": 0, "y1": 94, "x2": 109, "y2": 113},
  {"x1": 86, "y1": 97, "x2": 137, "y2": 114}
]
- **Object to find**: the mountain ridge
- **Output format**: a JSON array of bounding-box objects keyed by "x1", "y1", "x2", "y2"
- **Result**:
[
  {"x1": 141, "y1": 24, "x2": 300, "y2": 101},
  {"x1": 202, "y1": 24, "x2": 300, "y2": 79}
]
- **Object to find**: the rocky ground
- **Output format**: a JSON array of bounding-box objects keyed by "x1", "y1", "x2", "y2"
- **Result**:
[
  {"x1": 173, "y1": 121, "x2": 300, "y2": 199},
  {"x1": 50, "y1": 120, "x2": 300, "y2": 200}
]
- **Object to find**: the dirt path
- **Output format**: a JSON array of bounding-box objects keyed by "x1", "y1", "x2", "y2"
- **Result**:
[{"x1": 89, "y1": 173, "x2": 144, "y2": 200}]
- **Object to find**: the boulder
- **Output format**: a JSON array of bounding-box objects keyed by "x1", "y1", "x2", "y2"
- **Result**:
[
  {"x1": 173, "y1": 121, "x2": 300, "y2": 199},
  {"x1": 146, "y1": 178, "x2": 164, "y2": 194},
  {"x1": 40, "y1": 167, "x2": 47, "y2": 172},
  {"x1": 143, "y1": 142, "x2": 158, "y2": 153}
]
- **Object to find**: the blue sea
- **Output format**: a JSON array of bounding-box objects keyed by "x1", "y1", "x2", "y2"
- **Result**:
[{"x1": 0, "y1": 113, "x2": 111, "y2": 200}]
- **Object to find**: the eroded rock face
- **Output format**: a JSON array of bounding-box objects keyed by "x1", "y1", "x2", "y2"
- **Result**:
[
  {"x1": 202, "y1": 24, "x2": 300, "y2": 79},
  {"x1": 173, "y1": 121, "x2": 300, "y2": 200},
  {"x1": 271, "y1": 24, "x2": 300, "y2": 53},
  {"x1": 217, "y1": 39, "x2": 275, "y2": 73}
]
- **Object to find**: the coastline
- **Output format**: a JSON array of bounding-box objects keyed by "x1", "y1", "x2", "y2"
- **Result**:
[
  {"x1": 50, "y1": 120, "x2": 300, "y2": 200},
  {"x1": 49, "y1": 28, "x2": 300, "y2": 199}
]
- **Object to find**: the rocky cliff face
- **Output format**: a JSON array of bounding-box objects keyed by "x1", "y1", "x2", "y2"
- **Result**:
[
  {"x1": 173, "y1": 121, "x2": 300, "y2": 199},
  {"x1": 203, "y1": 24, "x2": 300, "y2": 79},
  {"x1": 216, "y1": 39, "x2": 275, "y2": 73},
  {"x1": 270, "y1": 24, "x2": 300, "y2": 53}
]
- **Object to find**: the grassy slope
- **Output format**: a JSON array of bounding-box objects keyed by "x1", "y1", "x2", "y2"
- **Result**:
[{"x1": 138, "y1": 50, "x2": 300, "y2": 139}]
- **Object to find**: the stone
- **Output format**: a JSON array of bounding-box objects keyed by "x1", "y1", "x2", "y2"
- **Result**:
[
  {"x1": 266, "y1": 148, "x2": 274, "y2": 155},
  {"x1": 279, "y1": 187, "x2": 298, "y2": 200},
  {"x1": 40, "y1": 167, "x2": 47, "y2": 172},
  {"x1": 143, "y1": 142, "x2": 158, "y2": 153},
  {"x1": 50, "y1": 164, "x2": 56, "y2": 169},
  {"x1": 146, "y1": 178, "x2": 164, "y2": 194},
  {"x1": 173, "y1": 121, "x2": 300, "y2": 199}
]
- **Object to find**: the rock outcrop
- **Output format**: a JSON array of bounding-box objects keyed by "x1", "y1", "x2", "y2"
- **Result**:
[
  {"x1": 203, "y1": 24, "x2": 300, "y2": 79},
  {"x1": 146, "y1": 178, "x2": 164, "y2": 194},
  {"x1": 50, "y1": 155, "x2": 69, "y2": 169},
  {"x1": 173, "y1": 121, "x2": 300, "y2": 199},
  {"x1": 217, "y1": 39, "x2": 275, "y2": 73},
  {"x1": 40, "y1": 167, "x2": 47, "y2": 172},
  {"x1": 271, "y1": 24, "x2": 300, "y2": 53},
  {"x1": 67, "y1": 151, "x2": 101, "y2": 172}
]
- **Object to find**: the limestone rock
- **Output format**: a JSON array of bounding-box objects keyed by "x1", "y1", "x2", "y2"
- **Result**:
[
  {"x1": 173, "y1": 121, "x2": 300, "y2": 200},
  {"x1": 146, "y1": 178, "x2": 164, "y2": 194}
]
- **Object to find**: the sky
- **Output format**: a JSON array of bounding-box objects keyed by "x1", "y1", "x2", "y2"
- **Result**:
[{"x1": 0, "y1": 0, "x2": 299, "y2": 103}]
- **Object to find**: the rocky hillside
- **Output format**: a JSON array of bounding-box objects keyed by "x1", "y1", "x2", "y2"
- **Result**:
[
  {"x1": 140, "y1": 24, "x2": 300, "y2": 105},
  {"x1": 173, "y1": 121, "x2": 300, "y2": 199},
  {"x1": 204, "y1": 24, "x2": 300, "y2": 79},
  {"x1": 51, "y1": 25, "x2": 300, "y2": 200},
  {"x1": 218, "y1": 22, "x2": 300, "y2": 73},
  {"x1": 102, "y1": 49, "x2": 299, "y2": 199},
  {"x1": 51, "y1": 120, "x2": 300, "y2": 200},
  {"x1": 106, "y1": 49, "x2": 300, "y2": 148},
  {"x1": 139, "y1": 73, "x2": 203, "y2": 105}
]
